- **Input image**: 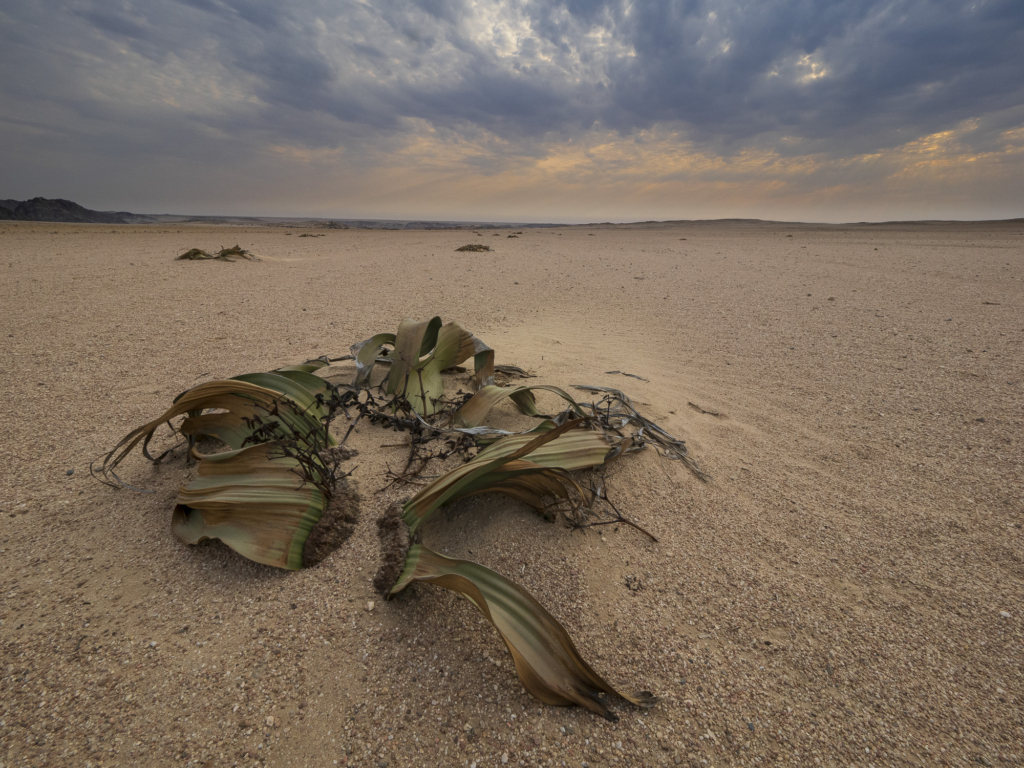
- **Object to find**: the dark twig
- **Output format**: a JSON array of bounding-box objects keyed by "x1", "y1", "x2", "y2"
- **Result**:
[{"x1": 687, "y1": 401, "x2": 722, "y2": 417}]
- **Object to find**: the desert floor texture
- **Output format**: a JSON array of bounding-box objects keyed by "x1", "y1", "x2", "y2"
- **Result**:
[{"x1": 1, "y1": 219, "x2": 1022, "y2": 768}]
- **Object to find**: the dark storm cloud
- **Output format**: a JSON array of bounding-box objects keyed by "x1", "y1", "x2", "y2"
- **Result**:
[
  {"x1": 599, "y1": 0, "x2": 1024, "y2": 151},
  {"x1": 48, "y1": 1, "x2": 1021, "y2": 145},
  {"x1": 0, "y1": 0, "x2": 1021, "y2": 211}
]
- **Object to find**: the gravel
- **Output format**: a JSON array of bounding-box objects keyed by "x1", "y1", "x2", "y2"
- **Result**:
[{"x1": 1, "y1": 220, "x2": 1022, "y2": 767}]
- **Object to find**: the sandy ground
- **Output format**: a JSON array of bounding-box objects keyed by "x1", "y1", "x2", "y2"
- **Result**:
[{"x1": 1, "y1": 219, "x2": 1022, "y2": 768}]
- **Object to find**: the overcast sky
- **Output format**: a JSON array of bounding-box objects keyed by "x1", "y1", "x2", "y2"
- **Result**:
[{"x1": 2, "y1": 0, "x2": 1022, "y2": 222}]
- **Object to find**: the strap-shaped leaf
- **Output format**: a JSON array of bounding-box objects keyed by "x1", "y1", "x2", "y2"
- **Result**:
[
  {"x1": 99, "y1": 380, "x2": 298, "y2": 487},
  {"x1": 474, "y1": 430, "x2": 611, "y2": 469},
  {"x1": 179, "y1": 411, "x2": 254, "y2": 450},
  {"x1": 387, "y1": 317, "x2": 443, "y2": 396},
  {"x1": 231, "y1": 372, "x2": 330, "y2": 420},
  {"x1": 191, "y1": 440, "x2": 330, "y2": 486},
  {"x1": 457, "y1": 384, "x2": 588, "y2": 428},
  {"x1": 98, "y1": 366, "x2": 336, "y2": 489},
  {"x1": 388, "y1": 319, "x2": 492, "y2": 415},
  {"x1": 403, "y1": 362, "x2": 445, "y2": 417},
  {"x1": 468, "y1": 334, "x2": 495, "y2": 389},
  {"x1": 402, "y1": 420, "x2": 610, "y2": 532},
  {"x1": 275, "y1": 358, "x2": 330, "y2": 374},
  {"x1": 390, "y1": 545, "x2": 656, "y2": 720},
  {"x1": 350, "y1": 320, "x2": 493, "y2": 409},
  {"x1": 350, "y1": 332, "x2": 396, "y2": 387},
  {"x1": 171, "y1": 442, "x2": 325, "y2": 570}
]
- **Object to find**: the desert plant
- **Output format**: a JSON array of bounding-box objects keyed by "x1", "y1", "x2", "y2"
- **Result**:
[
  {"x1": 347, "y1": 317, "x2": 493, "y2": 415},
  {"x1": 388, "y1": 544, "x2": 655, "y2": 720},
  {"x1": 367, "y1": 417, "x2": 658, "y2": 720},
  {"x1": 95, "y1": 361, "x2": 351, "y2": 569},
  {"x1": 176, "y1": 245, "x2": 259, "y2": 261},
  {"x1": 100, "y1": 317, "x2": 705, "y2": 719},
  {"x1": 400, "y1": 418, "x2": 609, "y2": 534},
  {"x1": 176, "y1": 248, "x2": 213, "y2": 260}
]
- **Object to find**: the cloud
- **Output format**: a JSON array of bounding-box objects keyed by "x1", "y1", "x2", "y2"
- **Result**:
[{"x1": 0, "y1": 0, "x2": 1021, "y2": 219}]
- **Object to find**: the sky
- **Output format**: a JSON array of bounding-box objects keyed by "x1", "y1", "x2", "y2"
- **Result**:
[{"x1": 1, "y1": 0, "x2": 1023, "y2": 223}]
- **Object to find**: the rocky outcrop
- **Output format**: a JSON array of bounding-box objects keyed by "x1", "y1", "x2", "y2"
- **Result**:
[{"x1": 0, "y1": 197, "x2": 144, "y2": 224}]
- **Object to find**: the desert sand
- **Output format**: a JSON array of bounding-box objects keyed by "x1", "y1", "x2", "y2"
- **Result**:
[{"x1": 1, "y1": 219, "x2": 1022, "y2": 767}]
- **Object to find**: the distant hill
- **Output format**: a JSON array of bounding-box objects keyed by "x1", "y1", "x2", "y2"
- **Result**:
[{"x1": 0, "y1": 197, "x2": 155, "y2": 224}]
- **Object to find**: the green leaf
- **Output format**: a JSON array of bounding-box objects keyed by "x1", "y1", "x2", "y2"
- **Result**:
[
  {"x1": 99, "y1": 368, "x2": 336, "y2": 490},
  {"x1": 390, "y1": 545, "x2": 656, "y2": 720},
  {"x1": 231, "y1": 372, "x2": 329, "y2": 419},
  {"x1": 350, "y1": 319, "x2": 494, "y2": 412},
  {"x1": 100, "y1": 379, "x2": 301, "y2": 488},
  {"x1": 474, "y1": 429, "x2": 611, "y2": 470},
  {"x1": 179, "y1": 411, "x2": 255, "y2": 450},
  {"x1": 403, "y1": 361, "x2": 445, "y2": 417},
  {"x1": 402, "y1": 419, "x2": 610, "y2": 533},
  {"x1": 275, "y1": 358, "x2": 330, "y2": 374},
  {"x1": 349, "y1": 333, "x2": 396, "y2": 388},
  {"x1": 171, "y1": 443, "x2": 325, "y2": 570},
  {"x1": 386, "y1": 317, "x2": 442, "y2": 396},
  {"x1": 457, "y1": 384, "x2": 588, "y2": 427}
]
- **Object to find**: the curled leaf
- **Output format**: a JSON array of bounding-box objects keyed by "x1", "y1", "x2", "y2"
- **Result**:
[
  {"x1": 350, "y1": 317, "x2": 494, "y2": 414},
  {"x1": 402, "y1": 419, "x2": 611, "y2": 533},
  {"x1": 172, "y1": 442, "x2": 325, "y2": 570},
  {"x1": 390, "y1": 545, "x2": 657, "y2": 720},
  {"x1": 457, "y1": 384, "x2": 588, "y2": 427}
]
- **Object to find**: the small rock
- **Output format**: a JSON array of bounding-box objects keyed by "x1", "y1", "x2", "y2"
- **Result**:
[
  {"x1": 1000, "y1": 611, "x2": 1012, "y2": 619},
  {"x1": 366, "y1": 601, "x2": 375, "y2": 612},
  {"x1": 377, "y1": 760, "x2": 389, "y2": 768},
  {"x1": 149, "y1": 641, "x2": 157, "y2": 648},
  {"x1": 66, "y1": 469, "x2": 74, "y2": 476},
  {"x1": 501, "y1": 753, "x2": 508, "y2": 764},
  {"x1": 266, "y1": 716, "x2": 280, "y2": 728},
  {"x1": 746, "y1": 722, "x2": 755, "y2": 732}
]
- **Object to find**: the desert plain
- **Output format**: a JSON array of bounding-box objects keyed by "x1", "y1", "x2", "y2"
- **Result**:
[{"x1": 1, "y1": 219, "x2": 1022, "y2": 767}]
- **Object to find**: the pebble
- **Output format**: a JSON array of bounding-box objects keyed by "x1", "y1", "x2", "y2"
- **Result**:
[
  {"x1": 1000, "y1": 611, "x2": 1011, "y2": 618},
  {"x1": 501, "y1": 752, "x2": 508, "y2": 764},
  {"x1": 367, "y1": 601, "x2": 375, "y2": 612},
  {"x1": 66, "y1": 469, "x2": 74, "y2": 476}
]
